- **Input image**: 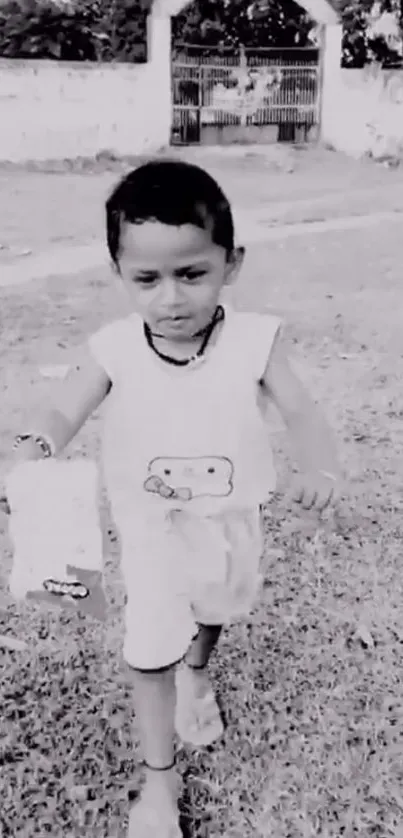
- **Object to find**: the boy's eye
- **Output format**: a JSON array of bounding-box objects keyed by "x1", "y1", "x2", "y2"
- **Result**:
[
  {"x1": 182, "y1": 271, "x2": 207, "y2": 282},
  {"x1": 175, "y1": 266, "x2": 208, "y2": 280},
  {"x1": 132, "y1": 270, "x2": 208, "y2": 286},
  {"x1": 135, "y1": 275, "x2": 159, "y2": 285}
]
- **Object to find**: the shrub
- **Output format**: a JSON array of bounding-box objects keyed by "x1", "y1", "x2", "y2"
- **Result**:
[{"x1": 0, "y1": 0, "x2": 151, "y2": 62}]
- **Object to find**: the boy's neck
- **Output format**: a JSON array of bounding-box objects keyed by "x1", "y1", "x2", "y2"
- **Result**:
[
  {"x1": 149, "y1": 307, "x2": 221, "y2": 341},
  {"x1": 145, "y1": 305, "x2": 225, "y2": 363}
]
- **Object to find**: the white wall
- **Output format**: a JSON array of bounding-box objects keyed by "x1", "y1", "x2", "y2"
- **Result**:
[
  {"x1": 323, "y1": 63, "x2": 403, "y2": 158},
  {"x1": 0, "y1": 50, "x2": 171, "y2": 162}
]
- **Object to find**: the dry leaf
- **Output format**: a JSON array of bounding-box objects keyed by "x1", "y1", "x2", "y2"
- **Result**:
[
  {"x1": 353, "y1": 623, "x2": 375, "y2": 650},
  {"x1": 0, "y1": 633, "x2": 27, "y2": 651},
  {"x1": 39, "y1": 365, "x2": 70, "y2": 379}
]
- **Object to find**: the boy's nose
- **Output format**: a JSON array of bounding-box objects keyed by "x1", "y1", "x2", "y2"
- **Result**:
[{"x1": 158, "y1": 277, "x2": 184, "y2": 307}]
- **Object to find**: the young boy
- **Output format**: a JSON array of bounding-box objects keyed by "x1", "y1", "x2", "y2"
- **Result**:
[{"x1": 2, "y1": 160, "x2": 342, "y2": 837}]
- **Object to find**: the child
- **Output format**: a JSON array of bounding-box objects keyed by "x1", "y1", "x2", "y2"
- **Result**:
[{"x1": 3, "y1": 160, "x2": 342, "y2": 837}]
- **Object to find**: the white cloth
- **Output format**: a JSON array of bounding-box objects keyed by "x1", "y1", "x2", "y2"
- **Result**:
[
  {"x1": 6, "y1": 460, "x2": 106, "y2": 620},
  {"x1": 120, "y1": 506, "x2": 264, "y2": 670},
  {"x1": 89, "y1": 305, "x2": 281, "y2": 517}
]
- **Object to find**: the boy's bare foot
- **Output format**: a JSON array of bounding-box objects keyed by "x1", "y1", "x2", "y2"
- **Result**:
[
  {"x1": 128, "y1": 765, "x2": 182, "y2": 838},
  {"x1": 175, "y1": 663, "x2": 225, "y2": 747}
]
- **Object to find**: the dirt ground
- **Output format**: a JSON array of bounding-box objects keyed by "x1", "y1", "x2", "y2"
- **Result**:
[
  {"x1": 1, "y1": 145, "x2": 403, "y2": 837},
  {"x1": 1, "y1": 145, "x2": 403, "y2": 260}
]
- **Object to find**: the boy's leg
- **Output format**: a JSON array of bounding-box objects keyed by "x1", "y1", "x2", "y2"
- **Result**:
[
  {"x1": 185, "y1": 623, "x2": 222, "y2": 669},
  {"x1": 129, "y1": 663, "x2": 178, "y2": 769},
  {"x1": 115, "y1": 511, "x2": 205, "y2": 832},
  {"x1": 176, "y1": 625, "x2": 225, "y2": 747},
  {"x1": 128, "y1": 662, "x2": 183, "y2": 836}
]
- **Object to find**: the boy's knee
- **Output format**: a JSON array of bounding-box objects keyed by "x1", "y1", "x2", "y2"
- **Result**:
[{"x1": 128, "y1": 655, "x2": 185, "y2": 676}]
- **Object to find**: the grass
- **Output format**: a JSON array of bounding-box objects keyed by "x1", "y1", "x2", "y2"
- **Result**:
[{"x1": 1, "y1": 211, "x2": 403, "y2": 837}]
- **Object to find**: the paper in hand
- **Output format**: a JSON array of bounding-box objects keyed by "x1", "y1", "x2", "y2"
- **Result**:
[{"x1": 5, "y1": 459, "x2": 106, "y2": 621}]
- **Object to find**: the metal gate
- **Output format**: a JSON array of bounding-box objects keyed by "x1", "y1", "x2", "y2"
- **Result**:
[{"x1": 171, "y1": 44, "x2": 321, "y2": 146}]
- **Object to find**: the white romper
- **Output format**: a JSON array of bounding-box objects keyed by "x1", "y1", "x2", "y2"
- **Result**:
[{"x1": 89, "y1": 304, "x2": 281, "y2": 669}]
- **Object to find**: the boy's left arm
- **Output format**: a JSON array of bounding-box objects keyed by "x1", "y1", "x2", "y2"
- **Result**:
[{"x1": 260, "y1": 334, "x2": 343, "y2": 511}]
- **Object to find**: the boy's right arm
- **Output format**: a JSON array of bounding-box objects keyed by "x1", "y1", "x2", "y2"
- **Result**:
[
  {"x1": 11, "y1": 348, "x2": 111, "y2": 463},
  {"x1": 0, "y1": 345, "x2": 111, "y2": 516}
]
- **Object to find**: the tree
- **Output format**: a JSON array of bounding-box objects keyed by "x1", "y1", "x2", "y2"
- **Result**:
[
  {"x1": 95, "y1": 0, "x2": 151, "y2": 62},
  {"x1": 173, "y1": 0, "x2": 403, "y2": 67},
  {"x1": 172, "y1": 0, "x2": 315, "y2": 50},
  {"x1": 0, "y1": 0, "x2": 151, "y2": 61},
  {"x1": 338, "y1": 0, "x2": 403, "y2": 65}
]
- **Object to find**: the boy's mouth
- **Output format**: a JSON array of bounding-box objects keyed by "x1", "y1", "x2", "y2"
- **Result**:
[
  {"x1": 162, "y1": 315, "x2": 190, "y2": 327},
  {"x1": 148, "y1": 315, "x2": 192, "y2": 339}
]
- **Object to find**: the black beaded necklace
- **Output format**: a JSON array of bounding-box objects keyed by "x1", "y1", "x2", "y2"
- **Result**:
[{"x1": 143, "y1": 305, "x2": 225, "y2": 367}]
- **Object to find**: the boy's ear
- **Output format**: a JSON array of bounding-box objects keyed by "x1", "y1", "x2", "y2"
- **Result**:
[{"x1": 224, "y1": 246, "x2": 245, "y2": 285}]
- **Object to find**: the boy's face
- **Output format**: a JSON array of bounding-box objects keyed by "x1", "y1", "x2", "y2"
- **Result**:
[{"x1": 116, "y1": 220, "x2": 243, "y2": 342}]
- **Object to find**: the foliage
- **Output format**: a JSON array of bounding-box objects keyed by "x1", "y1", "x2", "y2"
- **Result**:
[
  {"x1": 173, "y1": 0, "x2": 403, "y2": 68},
  {"x1": 94, "y1": 0, "x2": 150, "y2": 62},
  {"x1": 0, "y1": 0, "x2": 401, "y2": 66},
  {"x1": 337, "y1": 0, "x2": 403, "y2": 66},
  {"x1": 173, "y1": 0, "x2": 315, "y2": 50},
  {"x1": 0, "y1": 0, "x2": 151, "y2": 61}
]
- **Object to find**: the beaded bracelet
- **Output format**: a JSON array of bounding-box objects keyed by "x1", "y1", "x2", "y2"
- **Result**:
[{"x1": 13, "y1": 433, "x2": 54, "y2": 459}]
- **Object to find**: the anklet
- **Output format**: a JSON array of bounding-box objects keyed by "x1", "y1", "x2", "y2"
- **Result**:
[
  {"x1": 143, "y1": 757, "x2": 176, "y2": 771},
  {"x1": 187, "y1": 662, "x2": 208, "y2": 670}
]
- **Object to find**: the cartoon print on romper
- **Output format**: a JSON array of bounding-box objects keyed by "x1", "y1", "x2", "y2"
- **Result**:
[{"x1": 144, "y1": 456, "x2": 234, "y2": 501}]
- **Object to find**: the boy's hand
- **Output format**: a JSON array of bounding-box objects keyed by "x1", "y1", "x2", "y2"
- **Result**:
[
  {"x1": 0, "y1": 495, "x2": 10, "y2": 517},
  {"x1": 260, "y1": 336, "x2": 343, "y2": 516},
  {"x1": 0, "y1": 496, "x2": 10, "y2": 512},
  {"x1": 288, "y1": 470, "x2": 341, "y2": 513}
]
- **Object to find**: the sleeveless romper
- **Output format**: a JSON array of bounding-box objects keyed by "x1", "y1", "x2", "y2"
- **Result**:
[{"x1": 89, "y1": 305, "x2": 281, "y2": 669}]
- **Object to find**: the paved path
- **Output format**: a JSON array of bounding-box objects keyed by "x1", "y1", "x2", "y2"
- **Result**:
[
  {"x1": 1, "y1": 146, "x2": 403, "y2": 287},
  {"x1": 1, "y1": 206, "x2": 402, "y2": 287}
]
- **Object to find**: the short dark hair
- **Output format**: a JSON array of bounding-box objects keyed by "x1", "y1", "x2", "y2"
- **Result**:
[{"x1": 105, "y1": 158, "x2": 235, "y2": 265}]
